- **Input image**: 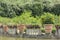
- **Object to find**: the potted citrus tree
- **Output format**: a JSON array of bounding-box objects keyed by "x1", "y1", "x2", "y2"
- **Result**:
[{"x1": 41, "y1": 13, "x2": 54, "y2": 33}]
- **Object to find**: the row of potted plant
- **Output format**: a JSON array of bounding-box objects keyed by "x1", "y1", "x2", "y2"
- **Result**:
[
  {"x1": 0, "y1": 12, "x2": 60, "y2": 34},
  {"x1": 0, "y1": 24, "x2": 26, "y2": 34}
]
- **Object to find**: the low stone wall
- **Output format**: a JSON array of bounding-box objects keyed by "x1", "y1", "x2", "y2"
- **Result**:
[
  {"x1": 0, "y1": 24, "x2": 3, "y2": 34},
  {"x1": 0, "y1": 28, "x2": 3, "y2": 34},
  {"x1": 26, "y1": 29, "x2": 41, "y2": 35},
  {"x1": 0, "y1": 24, "x2": 26, "y2": 35},
  {"x1": 8, "y1": 28, "x2": 16, "y2": 35},
  {"x1": 0, "y1": 24, "x2": 57, "y2": 38}
]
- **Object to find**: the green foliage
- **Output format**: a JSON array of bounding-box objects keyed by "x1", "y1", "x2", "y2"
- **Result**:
[
  {"x1": 0, "y1": 0, "x2": 60, "y2": 26},
  {"x1": 0, "y1": 0, "x2": 44, "y2": 18},
  {"x1": 41, "y1": 13, "x2": 55, "y2": 24},
  {"x1": 43, "y1": 0, "x2": 52, "y2": 12},
  {"x1": 24, "y1": 3, "x2": 43, "y2": 17},
  {"x1": 52, "y1": 28, "x2": 56, "y2": 34},
  {"x1": 51, "y1": 4, "x2": 60, "y2": 16},
  {"x1": 43, "y1": 0, "x2": 60, "y2": 13},
  {"x1": 12, "y1": 11, "x2": 42, "y2": 25},
  {"x1": 0, "y1": 1, "x2": 24, "y2": 18},
  {"x1": 0, "y1": 10, "x2": 42, "y2": 25},
  {"x1": 0, "y1": 0, "x2": 60, "y2": 18},
  {"x1": 0, "y1": 2, "x2": 16, "y2": 18},
  {"x1": 31, "y1": 3, "x2": 43, "y2": 17},
  {"x1": 0, "y1": 16, "x2": 11, "y2": 24},
  {"x1": 41, "y1": 28, "x2": 45, "y2": 33},
  {"x1": 54, "y1": 15, "x2": 59, "y2": 25}
]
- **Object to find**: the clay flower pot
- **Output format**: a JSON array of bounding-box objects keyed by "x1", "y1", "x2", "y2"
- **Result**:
[
  {"x1": 17, "y1": 24, "x2": 26, "y2": 33},
  {"x1": 3, "y1": 25, "x2": 8, "y2": 33},
  {"x1": 44, "y1": 24, "x2": 53, "y2": 33}
]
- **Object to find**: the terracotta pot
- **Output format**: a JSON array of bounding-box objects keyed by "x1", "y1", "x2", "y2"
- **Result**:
[
  {"x1": 3, "y1": 25, "x2": 9, "y2": 32},
  {"x1": 17, "y1": 24, "x2": 26, "y2": 33},
  {"x1": 44, "y1": 24, "x2": 53, "y2": 33}
]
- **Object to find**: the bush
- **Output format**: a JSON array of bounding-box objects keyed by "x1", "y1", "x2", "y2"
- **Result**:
[
  {"x1": 0, "y1": 0, "x2": 44, "y2": 18},
  {"x1": 24, "y1": 3, "x2": 43, "y2": 17},
  {"x1": 51, "y1": 4, "x2": 60, "y2": 16},
  {"x1": 43, "y1": 0, "x2": 52, "y2": 12},
  {"x1": 12, "y1": 11, "x2": 42, "y2": 25},
  {"x1": 0, "y1": 1, "x2": 23, "y2": 18},
  {"x1": 52, "y1": 28, "x2": 56, "y2": 34},
  {"x1": 0, "y1": 10, "x2": 41, "y2": 25},
  {"x1": 41, "y1": 28, "x2": 45, "y2": 33},
  {"x1": 41, "y1": 13, "x2": 55, "y2": 24}
]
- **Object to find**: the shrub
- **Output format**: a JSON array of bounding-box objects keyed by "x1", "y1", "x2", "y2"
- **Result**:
[
  {"x1": 12, "y1": 11, "x2": 42, "y2": 25},
  {"x1": 41, "y1": 28, "x2": 45, "y2": 33},
  {"x1": 52, "y1": 28, "x2": 56, "y2": 34},
  {"x1": 51, "y1": 4, "x2": 60, "y2": 16},
  {"x1": 43, "y1": 0, "x2": 52, "y2": 12},
  {"x1": 24, "y1": 3, "x2": 43, "y2": 17},
  {"x1": 41, "y1": 13, "x2": 55, "y2": 24},
  {"x1": 0, "y1": 1, "x2": 24, "y2": 18}
]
